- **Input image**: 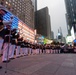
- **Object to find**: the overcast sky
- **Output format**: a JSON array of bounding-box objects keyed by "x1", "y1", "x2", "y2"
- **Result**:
[{"x1": 37, "y1": 0, "x2": 68, "y2": 38}]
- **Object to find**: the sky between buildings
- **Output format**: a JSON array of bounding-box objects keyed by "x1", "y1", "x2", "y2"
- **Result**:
[{"x1": 37, "y1": 0, "x2": 68, "y2": 38}]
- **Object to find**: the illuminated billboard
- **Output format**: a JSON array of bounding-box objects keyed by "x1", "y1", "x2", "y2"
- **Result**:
[
  {"x1": 3, "y1": 11, "x2": 35, "y2": 43},
  {"x1": 3, "y1": 11, "x2": 19, "y2": 29},
  {"x1": 18, "y1": 20, "x2": 35, "y2": 43},
  {"x1": 66, "y1": 36, "x2": 73, "y2": 44},
  {"x1": 71, "y1": 26, "x2": 75, "y2": 40}
]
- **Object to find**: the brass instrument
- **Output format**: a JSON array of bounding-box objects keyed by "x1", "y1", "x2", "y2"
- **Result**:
[{"x1": 0, "y1": 25, "x2": 4, "y2": 32}]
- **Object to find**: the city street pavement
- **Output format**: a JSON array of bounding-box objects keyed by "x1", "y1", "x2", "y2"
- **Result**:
[{"x1": 0, "y1": 54, "x2": 76, "y2": 75}]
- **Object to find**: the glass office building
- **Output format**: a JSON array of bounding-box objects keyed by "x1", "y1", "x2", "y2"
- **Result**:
[{"x1": 65, "y1": 0, "x2": 76, "y2": 34}]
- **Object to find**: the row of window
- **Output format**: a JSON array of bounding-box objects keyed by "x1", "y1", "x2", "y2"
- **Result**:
[{"x1": 4, "y1": 0, "x2": 34, "y2": 28}]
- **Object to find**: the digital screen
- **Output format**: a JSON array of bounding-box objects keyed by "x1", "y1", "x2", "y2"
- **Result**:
[{"x1": 3, "y1": 11, "x2": 19, "y2": 29}]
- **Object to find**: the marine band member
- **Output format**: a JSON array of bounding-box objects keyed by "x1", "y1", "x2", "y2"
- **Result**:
[{"x1": 0, "y1": 5, "x2": 13, "y2": 63}]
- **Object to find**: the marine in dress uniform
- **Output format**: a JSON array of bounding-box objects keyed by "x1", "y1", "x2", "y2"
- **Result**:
[
  {"x1": 35, "y1": 44, "x2": 39, "y2": 54},
  {"x1": 2, "y1": 25, "x2": 12, "y2": 62},
  {"x1": 24, "y1": 40, "x2": 28, "y2": 55},
  {"x1": 0, "y1": 10, "x2": 4, "y2": 56},
  {"x1": 0, "y1": 5, "x2": 6, "y2": 69},
  {"x1": 32, "y1": 44, "x2": 36, "y2": 55},
  {"x1": 21, "y1": 40, "x2": 26, "y2": 56},
  {"x1": 20, "y1": 37, "x2": 25, "y2": 56},
  {"x1": 28, "y1": 42, "x2": 32, "y2": 55},
  {"x1": 9, "y1": 29, "x2": 17, "y2": 59},
  {"x1": 16, "y1": 33, "x2": 21, "y2": 57}
]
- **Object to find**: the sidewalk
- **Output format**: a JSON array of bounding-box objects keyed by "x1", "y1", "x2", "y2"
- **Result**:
[{"x1": 0, "y1": 54, "x2": 76, "y2": 75}]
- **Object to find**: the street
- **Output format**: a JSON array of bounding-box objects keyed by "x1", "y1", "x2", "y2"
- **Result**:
[{"x1": 0, "y1": 54, "x2": 76, "y2": 75}]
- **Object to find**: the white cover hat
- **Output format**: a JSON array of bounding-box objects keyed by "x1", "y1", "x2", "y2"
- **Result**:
[{"x1": 0, "y1": 4, "x2": 8, "y2": 13}]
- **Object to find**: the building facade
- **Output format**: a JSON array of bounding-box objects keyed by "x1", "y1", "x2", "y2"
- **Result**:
[
  {"x1": 51, "y1": 31, "x2": 54, "y2": 40},
  {"x1": 35, "y1": 7, "x2": 51, "y2": 39},
  {"x1": 0, "y1": 0, "x2": 35, "y2": 29},
  {"x1": 65, "y1": 0, "x2": 76, "y2": 34},
  {"x1": 31, "y1": 0, "x2": 37, "y2": 11}
]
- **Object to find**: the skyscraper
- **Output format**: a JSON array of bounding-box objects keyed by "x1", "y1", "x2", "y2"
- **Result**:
[
  {"x1": 35, "y1": 7, "x2": 51, "y2": 39},
  {"x1": 0, "y1": 0, "x2": 35, "y2": 29},
  {"x1": 65, "y1": 0, "x2": 76, "y2": 34},
  {"x1": 31, "y1": 0, "x2": 37, "y2": 11}
]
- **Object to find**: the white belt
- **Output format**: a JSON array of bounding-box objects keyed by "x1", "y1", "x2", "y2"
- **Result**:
[{"x1": 5, "y1": 35, "x2": 12, "y2": 37}]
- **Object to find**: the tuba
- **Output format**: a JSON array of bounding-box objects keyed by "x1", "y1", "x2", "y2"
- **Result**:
[{"x1": 0, "y1": 25, "x2": 4, "y2": 32}]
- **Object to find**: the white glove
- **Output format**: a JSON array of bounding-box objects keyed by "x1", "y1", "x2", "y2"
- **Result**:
[{"x1": 3, "y1": 20, "x2": 13, "y2": 25}]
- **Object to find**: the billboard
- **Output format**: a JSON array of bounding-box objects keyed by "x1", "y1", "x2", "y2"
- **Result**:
[
  {"x1": 3, "y1": 11, "x2": 19, "y2": 29},
  {"x1": 71, "y1": 26, "x2": 75, "y2": 40},
  {"x1": 66, "y1": 36, "x2": 73, "y2": 44},
  {"x1": 3, "y1": 10, "x2": 35, "y2": 42},
  {"x1": 18, "y1": 20, "x2": 35, "y2": 42}
]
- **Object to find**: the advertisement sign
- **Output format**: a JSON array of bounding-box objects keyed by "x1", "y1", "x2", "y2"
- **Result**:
[
  {"x1": 66, "y1": 36, "x2": 73, "y2": 44},
  {"x1": 71, "y1": 26, "x2": 75, "y2": 40},
  {"x1": 3, "y1": 11, "x2": 18, "y2": 29},
  {"x1": 18, "y1": 20, "x2": 35, "y2": 42}
]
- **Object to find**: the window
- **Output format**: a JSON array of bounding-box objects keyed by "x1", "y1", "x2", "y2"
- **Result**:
[
  {"x1": 71, "y1": 3, "x2": 73, "y2": 6},
  {"x1": 73, "y1": 13, "x2": 75, "y2": 17},
  {"x1": 72, "y1": 8, "x2": 74, "y2": 12},
  {"x1": 70, "y1": 0, "x2": 72, "y2": 2}
]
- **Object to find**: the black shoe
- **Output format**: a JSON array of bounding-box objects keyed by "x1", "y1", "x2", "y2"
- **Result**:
[
  {"x1": 16, "y1": 56, "x2": 20, "y2": 58},
  {"x1": 9, "y1": 58, "x2": 15, "y2": 60},
  {"x1": 0, "y1": 54, "x2": 2, "y2": 57},
  {"x1": 0, "y1": 66, "x2": 2, "y2": 69},
  {"x1": 3, "y1": 60, "x2": 10, "y2": 63}
]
